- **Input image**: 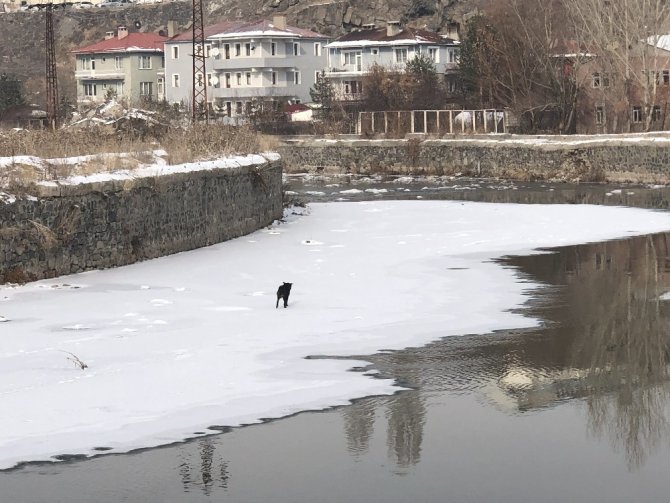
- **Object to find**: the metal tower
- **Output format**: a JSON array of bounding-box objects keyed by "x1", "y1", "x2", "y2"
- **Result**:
[
  {"x1": 191, "y1": 0, "x2": 208, "y2": 123},
  {"x1": 45, "y1": 4, "x2": 59, "y2": 129}
]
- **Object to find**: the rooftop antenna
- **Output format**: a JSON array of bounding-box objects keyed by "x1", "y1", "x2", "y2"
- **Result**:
[
  {"x1": 191, "y1": 0, "x2": 208, "y2": 123},
  {"x1": 45, "y1": 3, "x2": 59, "y2": 129}
]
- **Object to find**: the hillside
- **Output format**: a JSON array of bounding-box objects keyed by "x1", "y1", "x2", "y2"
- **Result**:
[{"x1": 0, "y1": 0, "x2": 482, "y2": 104}]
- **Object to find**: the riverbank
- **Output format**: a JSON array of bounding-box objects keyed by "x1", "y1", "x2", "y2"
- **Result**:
[{"x1": 277, "y1": 134, "x2": 670, "y2": 184}]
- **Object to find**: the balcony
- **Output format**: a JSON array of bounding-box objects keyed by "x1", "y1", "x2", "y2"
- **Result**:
[
  {"x1": 75, "y1": 69, "x2": 125, "y2": 80},
  {"x1": 211, "y1": 56, "x2": 296, "y2": 71}
]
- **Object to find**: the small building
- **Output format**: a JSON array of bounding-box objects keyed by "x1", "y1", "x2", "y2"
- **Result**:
[
  {"x1": 72, "y1": 27, "x2": 168, "y2": 107},
  {"x1": 163, "y1": 16, "x2": 329, "y2": 117},
  {"x1": 324, "y1": 22, "x2": 461, "y2": 101},
  {"x1": 0, "y1": 104, "x2": 47, "y2": 129}
]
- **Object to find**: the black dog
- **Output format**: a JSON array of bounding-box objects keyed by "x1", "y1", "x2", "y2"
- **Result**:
[{"x1": 276, "y1": 282, "x2": 292, "y2": 309}]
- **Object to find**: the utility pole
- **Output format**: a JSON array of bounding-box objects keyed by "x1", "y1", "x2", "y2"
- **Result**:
[
  {"x1": 191, "y1": 0, "x2": 208, "y2": 123},
  {"x1": 45, "y1": 3, "x2": 59, "y2": 129}
]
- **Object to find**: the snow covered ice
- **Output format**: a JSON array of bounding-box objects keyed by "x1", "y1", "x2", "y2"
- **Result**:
[{"x1": 1, "y1": 200, "x2": 670, "y2": 470}]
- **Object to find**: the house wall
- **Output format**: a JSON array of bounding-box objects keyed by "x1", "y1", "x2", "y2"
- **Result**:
[
  {"x1": 576, "y1": 46, "x2": 670, "y2": 133},
  {"x1": 326, "y1": 43, "x2": 459, "y2": 100},
  {"x1": 164, "y1": 37, "x2": 328, "y2": 111},
  {"x1": 75, "y1": 51, "x2": 164, "y2": 105},
  {"x1": 0, "y1": 160, "x2": 282, "y2": 284}
]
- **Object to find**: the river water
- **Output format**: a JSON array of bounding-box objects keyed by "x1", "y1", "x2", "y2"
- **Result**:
[{"x1": 4, "y1": 176, "x2": 670, "y2": 502}]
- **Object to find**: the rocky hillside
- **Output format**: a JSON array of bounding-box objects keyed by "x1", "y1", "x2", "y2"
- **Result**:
[{"x1": 0, "y1": 0, "x2": 482, "y2": 104}]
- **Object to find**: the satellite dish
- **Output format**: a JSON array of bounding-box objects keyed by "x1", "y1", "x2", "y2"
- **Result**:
[
  {"x1": 209, "y1": 76, "x2": 219, "y2": 86},
  {"x1": 210, "y1": 47, "x2": 220, "y2": 57},
  {"x1": 134, "y1": 20, "x2": 142, "y2": 29}
]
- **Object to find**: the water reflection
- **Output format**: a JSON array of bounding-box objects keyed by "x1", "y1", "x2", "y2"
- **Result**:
[
  {"x1": 179, "y1": 438, "x2": 229, "y2": 494},
  {"x1": 385, "y1": 392, "x2": 426, "y2": 469},
  {"x1": 342, "y1": 401, "x2": 375, "y2": 456},
  {"x1": 498, "y1": 232, "x2": 670, "y2": 469}
]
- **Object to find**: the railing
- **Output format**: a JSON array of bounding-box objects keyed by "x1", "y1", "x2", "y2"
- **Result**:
[{"x1": 358, "y1": 109, "x2": 507, "y2": 136}]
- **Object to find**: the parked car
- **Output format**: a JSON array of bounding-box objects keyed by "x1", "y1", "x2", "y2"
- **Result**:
[{"x1": 73, "y1": 1, "x2": 95, "y2": 8}]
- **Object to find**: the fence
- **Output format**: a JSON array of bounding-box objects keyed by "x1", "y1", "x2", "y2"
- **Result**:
[{"x1": 358, "y1": 109, "x2": 507, "y2": 136}]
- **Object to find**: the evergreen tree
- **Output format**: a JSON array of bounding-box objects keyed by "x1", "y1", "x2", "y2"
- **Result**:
[
  {"x1": 0, "y1": 73, "x2": 24, "y2": 116},
  {"x1": 309, "y1": 70, "x2": 335, "y2": 118}
]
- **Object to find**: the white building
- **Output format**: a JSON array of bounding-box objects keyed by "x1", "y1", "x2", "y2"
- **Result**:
[{"x1": 324, "y1": 22, "x2": 460, "y2": 101}]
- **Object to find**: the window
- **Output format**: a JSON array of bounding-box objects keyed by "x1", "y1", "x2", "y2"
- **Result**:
[
  {"x1": 224, "y1": 44, "x2": 230, "y2": 59},
  {"x1": 592, "y1": 72, "x2": 610, "y2": 88},
  {"x1": 595, "y1": 105, "x2": 605, "y2": 125},
  {"x1": 206, "y1": 73, "x2": 213, "y2": 87},
  {"x1": 344, "y1": 80, "x2": 362, "y2": 94},
  {"x1": 235, "y1": 43, "x2": 241, "y2": 56},
  {"x1": 81, "y1": 57, "x2": 95, "y2": 70},
  {"x1": 294, "y1": 71, "x2": 301, "y2": 85},
  {"x1": 157, "y1": 78, "x2": 164, "y2": 96},
  {"x1": 225, "y1": 101, "x2": 232, "y2": 117},
  {"x1": 236, "y1": 101, "x2": 243, "y2": 115},
  {"x1": 172, "y1": 46, "x2": 179, "y2": 59},
  {"x1": 448, "y1": 48, "x2": 460, "y2": 63},
  {"x1": 344, "y1": 51, "x2": 360, "y2": 65},
  {"x1": 428, "y1": 47, "x2": 439, "y2": 62},
  {"x1": 245, "y1": 43, "x2": 252, "y2": 56},
  {"x1": 114, "y1": 56, "x2": 122, "y2": 69},
  {"x1": 83, "y1": 83, "x2": 97, "y2": 96},
  {"x1": 632, "y1": 105, "x2": 642, "y2": 123},
  {"x1": 293, "y1": 42, "x2": 300, "y2": 56},
  {"x1": 225, "y1": 73, "x2": 231, "y2": 88},
  {"x1": 195, "y1": 72, "x2": 204, "y2": 88},
  {"x1": 371, "y1": 47, "x2": 379, "y2": 55},
  {"x1": 138, "y1": 56, "x2": 151, "y2": 69},
  {"x1": 246, "y1": 72, "x2": 252, "y2": 85},
  {"x1": 314, "y1": 43, "x2": 321, "y2": 56},
  {"x1": 664, "y1": 70, "x2": 670, "y2": 85},
  {"x1": 315, "y1": 71, "x2": 320, "y2": 83},
  {"x1": 394, "y1": 47, "x2": 408, "y2": 63},
  {"x1": 205, "y1": 44, "x2": 211, "y2": 57},
  {"x1": 139, "y1": 82, "x2": 153, "y2": 97},
  {"x1": 272, "y1": 71, "x2": 277, "y2": 85},
  {"x1": 271, "y1": 42, "x2": 276, "y2": 56},
  {"x1": 172, "y1": 74, "x2": 180, "y2": 88},
  {"x1": 236, "y1": 73, "x2": 242, "y2": 86},
  {"x1": 652, "y1": 105, "x2": 662, "y2": 122}
]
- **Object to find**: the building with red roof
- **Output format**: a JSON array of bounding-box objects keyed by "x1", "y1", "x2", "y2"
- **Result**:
[{"x1": 72, "y1": 26, "x2": 168, "y2": 107}]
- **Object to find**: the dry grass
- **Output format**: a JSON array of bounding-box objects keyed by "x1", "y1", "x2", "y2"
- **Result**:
[{"x1": 0, "y1": 125, "x2": 277, "y2": 185}]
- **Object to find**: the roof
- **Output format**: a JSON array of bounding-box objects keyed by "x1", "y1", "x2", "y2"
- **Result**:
[
  {"x1": 73, "y1": 32, "x2": 168, "y2": 54},
  {"x1": 648, "y1": 34, "x2": 670, "y2": 52},
  {"x1": 326, "y1": 26, "x2": 459, "y2": 49},
  {"x1": 169, "y1": 19, "x2": 328, "y2": 42}
]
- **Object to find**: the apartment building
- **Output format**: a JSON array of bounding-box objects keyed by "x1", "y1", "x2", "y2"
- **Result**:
[
  {"x1": 324, "y1": 22, "x2": 460, "y2": 101},
  {"x1": 164, "y1": 16, "x2": 328, "y2": 116},
  {"x1": 72, "y1": 27, "x2": 168, "y2": 106}
]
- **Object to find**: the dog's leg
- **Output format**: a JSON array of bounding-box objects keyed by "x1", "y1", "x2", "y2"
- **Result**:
[{"x1": 276, "y1": 295, "x2": 280, "y2": 309}]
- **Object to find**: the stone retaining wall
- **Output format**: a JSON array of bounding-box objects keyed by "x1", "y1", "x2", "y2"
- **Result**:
[
  {"x1": 0, "y1": 161, "x2": 282, "y2": 284},
  {"x1": 277, "y1": 138, "x2": 670, "y2": 183}
]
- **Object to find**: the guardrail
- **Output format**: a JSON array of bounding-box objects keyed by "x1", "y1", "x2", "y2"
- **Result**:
[{"x1": 358, "y1": 109, "x2": 507, "y2": 135}]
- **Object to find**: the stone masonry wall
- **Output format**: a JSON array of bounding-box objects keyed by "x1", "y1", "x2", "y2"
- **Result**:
[
  {"x1": 277, "y1": 138, "x2": 670, "y2": 183},
  {"x1": 0, "y1": 161, "x2": 282, "y2": 284}
]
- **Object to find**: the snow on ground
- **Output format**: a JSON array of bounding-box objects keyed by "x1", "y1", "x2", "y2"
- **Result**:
[{"x1": 1, "y1": 201, "x2": 670, "y2": 470}]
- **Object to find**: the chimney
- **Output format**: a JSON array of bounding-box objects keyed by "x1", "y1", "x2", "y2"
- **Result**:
[
  {"x1": 362, "y1": 23, "x2": 376, "y2": 30},
  {"x1": 105, "y1": 31, "x2": 115, "y2": 40},
  {"x1": 117, "y1": 26, "x2": 128, "y2": 40},
  {"x1": 386, "y1": 20, "x2": 401, "y2": 37},
  {"x1": 167, "y1": 20, "x2": 178, "y2": 38},
  {"x1": 273, "y1": 15, "x2": 286, "y2": 30}
]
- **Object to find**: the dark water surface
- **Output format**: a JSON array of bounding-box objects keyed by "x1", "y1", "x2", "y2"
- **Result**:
[{"x1": 4, "y1": 181, "x2": 670, "y2": 502}]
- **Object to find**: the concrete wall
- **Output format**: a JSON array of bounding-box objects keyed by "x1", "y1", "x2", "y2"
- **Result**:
[
  {"x1": 277, "y1": 137, "x2": 670, "y2": 183},
  {"x1": 0, "y1": 161, "x2": 282, "y2": 284}
]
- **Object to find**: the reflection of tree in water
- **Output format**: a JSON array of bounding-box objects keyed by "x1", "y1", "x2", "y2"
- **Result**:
[
  {"x1": 342, "y1": 400, "x2": 376, "y2": 456},
  {"x1": 178, "y1": 437, "x2": 229, "y2": 495},
  {"x1": 386, "y1": 391, "x2": 426, "y2": 468},
  {"x1": 512, "y1": 233, "x2": 670, "y2": 469}
]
